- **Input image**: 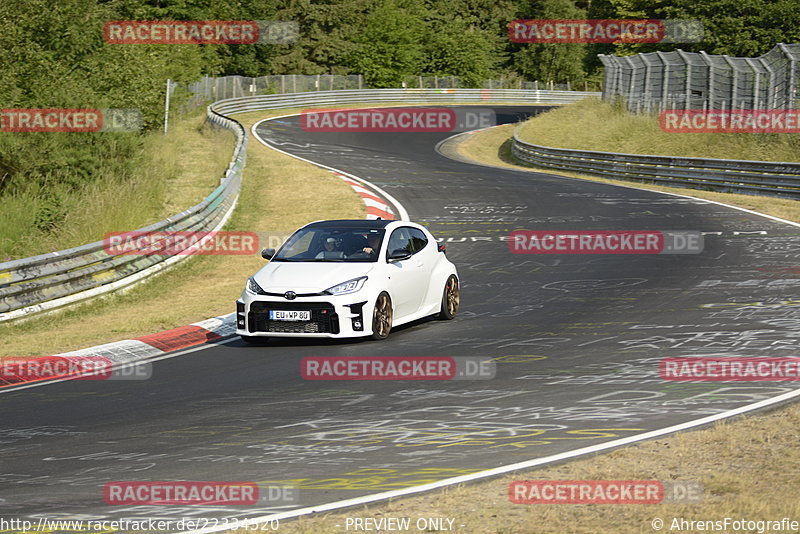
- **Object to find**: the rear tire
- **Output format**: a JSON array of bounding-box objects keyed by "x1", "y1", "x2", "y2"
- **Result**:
[
  {"x1": 437, "y1": 275, "x2": 460, "y2": 320},
  {"x1": 371, "y1": 292, "x2": 393, "y2": 340}
]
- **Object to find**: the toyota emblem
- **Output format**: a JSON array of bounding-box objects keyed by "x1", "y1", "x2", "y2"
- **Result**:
[{"x1": 284, "y1": 291, "x2": 297, "y2": 300}]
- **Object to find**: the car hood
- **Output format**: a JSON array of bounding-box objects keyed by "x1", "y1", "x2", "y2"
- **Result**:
[{"x1": 253, "y1": 261, "x2": 375, "y2": 293}]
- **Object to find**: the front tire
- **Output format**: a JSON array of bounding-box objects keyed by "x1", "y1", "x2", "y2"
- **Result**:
[
  {"x1": 437, "y1": 275, "x2": 460, "y2": 320},
  {"x1": 371, "y1": 292, "x2": 393, "y2": 340}
]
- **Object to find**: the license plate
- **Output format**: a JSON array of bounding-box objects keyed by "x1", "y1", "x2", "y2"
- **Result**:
[{"x1": 269, "y1": 310, "x2": 311, "y2": 321}]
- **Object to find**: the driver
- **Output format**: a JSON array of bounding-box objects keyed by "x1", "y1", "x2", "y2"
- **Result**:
[{"x1": 361, "y1": 233, "x2": 382, "y2": 257}]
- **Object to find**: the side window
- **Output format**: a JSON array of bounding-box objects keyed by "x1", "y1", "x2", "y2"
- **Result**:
[
  {"x1": 387, "y1": 228, "x2": 412, "y2": 258},
  {"x1": 407, "y1": 228, "x2": 428, "y2": 253}
]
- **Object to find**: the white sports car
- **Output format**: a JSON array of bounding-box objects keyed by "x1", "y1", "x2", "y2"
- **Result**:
[{"x1": 236, "y1": 219, "x2": 459, "y2": 341}]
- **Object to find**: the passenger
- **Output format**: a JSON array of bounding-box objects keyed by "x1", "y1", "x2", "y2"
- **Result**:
[{"x1": 316, "y1": 237, "x2": 342, "y2": 258}]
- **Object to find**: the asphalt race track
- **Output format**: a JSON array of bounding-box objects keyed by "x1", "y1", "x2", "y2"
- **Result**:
[{"x1": 2, "y1": 106, "x2": 799, "y2": 527}]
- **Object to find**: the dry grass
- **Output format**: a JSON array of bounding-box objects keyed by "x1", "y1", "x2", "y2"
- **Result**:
[{"x1": 157, "y1": 116, "x2": 234, "y2": 219}]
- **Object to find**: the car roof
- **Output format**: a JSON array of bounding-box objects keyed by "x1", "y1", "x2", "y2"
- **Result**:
[{"x1": 305, "y1": 219, "x2": 394, "y2": 229}]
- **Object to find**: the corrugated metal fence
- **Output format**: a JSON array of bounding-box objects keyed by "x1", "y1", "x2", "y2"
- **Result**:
[{"x1": 600, "y1": 43, "x2": 800, "y2": 113}]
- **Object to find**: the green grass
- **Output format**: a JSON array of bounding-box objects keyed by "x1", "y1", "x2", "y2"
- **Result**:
[
  {"x1": 516, "y1": 97, "x2": 800, "y2": 162},
  {"x1": 0, "y1": 109, "x2": 233, "y2": 261}
]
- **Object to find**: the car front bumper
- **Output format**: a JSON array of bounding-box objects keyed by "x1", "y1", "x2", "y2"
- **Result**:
[{"x1": 236, "y1": 293, "x2": 372, "y2": 338}]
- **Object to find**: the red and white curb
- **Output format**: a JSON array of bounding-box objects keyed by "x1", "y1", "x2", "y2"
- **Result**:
[
  {"x1": 332, "y1": 173, "x2": 395, "y2": 220},
  {"x1": 0, "y1": 313, "x2": 236, "y2": 389}
]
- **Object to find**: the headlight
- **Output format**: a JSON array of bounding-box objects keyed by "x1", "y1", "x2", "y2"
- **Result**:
[
  {"x1": 247, "y1": 277, "x2": 265, "y2": 294},
  {"x1": 324, "y1": 276, "x2": 367, "y2": 296}
]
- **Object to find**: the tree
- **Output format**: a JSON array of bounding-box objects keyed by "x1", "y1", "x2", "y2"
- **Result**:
[
  {"x1": 511, "y1": 0, "x2": 589, "y2": 84},
  {"x1": 346, "y1": 0, "x2": 427, "y2": 87},
  {"x1": 423, "y1": 13, "x2": 505, "y2": 86}
]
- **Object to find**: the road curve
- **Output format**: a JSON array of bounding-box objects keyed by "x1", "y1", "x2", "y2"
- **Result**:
[{"x1": 1, "y1": 106, "x2": 799, "y2": 528}]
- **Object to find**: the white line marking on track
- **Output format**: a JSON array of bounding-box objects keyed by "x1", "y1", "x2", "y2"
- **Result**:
[{"x1": 181, "y1": 385, "x2": 800, "y2": 533}]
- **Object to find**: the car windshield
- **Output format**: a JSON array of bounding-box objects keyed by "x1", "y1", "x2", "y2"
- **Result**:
[{"x1": 272, "y1": 227, "x2": 386, "y2": 262}]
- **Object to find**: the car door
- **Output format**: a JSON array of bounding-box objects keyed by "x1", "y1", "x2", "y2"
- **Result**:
[
  {"x1": 406, "y1": 227, "x2": 436, "y2": 304},
  {"x1": 386, "y1": 227, "x2": 428, "y2": 319}
]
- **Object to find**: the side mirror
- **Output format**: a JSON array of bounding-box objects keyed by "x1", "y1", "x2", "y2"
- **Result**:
[
  {"x1": 261, "y1": 248, "x2": 276, "y2": 260},
  {"x1": 388, "y1": 249, "x2": 412, "y2": 262}
]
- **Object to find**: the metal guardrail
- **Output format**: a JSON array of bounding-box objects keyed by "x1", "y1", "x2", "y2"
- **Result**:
[
  {"x1": 0, "y1": 88, "x2": 595, "y2": 323},
  {"x1": 210, "y1": 88, "x2": 599, "y2": 115},
  {"x1": 0, "y1": 111, "x2": 247, "y2": 322},
  {"x1": 512, "y1": 127, "x2": 800, "y2": 199}
]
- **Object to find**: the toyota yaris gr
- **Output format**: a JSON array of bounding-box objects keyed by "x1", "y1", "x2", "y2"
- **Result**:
[{"x1": 236, "y1": 219, "x2": 459, "y2": 342}]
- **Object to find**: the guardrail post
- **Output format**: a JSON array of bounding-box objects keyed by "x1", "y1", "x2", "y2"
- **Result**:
[
  {"x1": 759, "y1": 57, "x2": 776, "y2": 109},
  {"x1": 700, "y1": 51, "x2": 714, "y2": 109},
  {"x1": 778, "y1": 43, "x2": 797, "y2": 109},
  {"x1": 163, "y1": 79, "x2": 172, "y2": 135},
  {"x1": 745, "y1": 58, "x2": 761, "y2": 109},
  {"x1": 624, "y1": 56, "x2": 637, "y2": 112},
  {"x1": 722, "y1": 55, "x2": 738, "y2": 108},
  {"x1": 676, "y1": 50, "x2": 692, "y2": 110},
  {"x1": 656, "y1": 52, "x2": 670, "y2": 113}
]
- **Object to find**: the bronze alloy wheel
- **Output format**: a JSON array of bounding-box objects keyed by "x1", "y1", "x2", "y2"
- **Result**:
[
  {"x1": 371, "y1": 292, "x2": 393, "y2": 340},
  {"x1": 438, "y1": 275, "x2": 460, "y2": 320}
]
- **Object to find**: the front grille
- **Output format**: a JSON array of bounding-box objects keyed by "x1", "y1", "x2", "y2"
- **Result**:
[
  {"x1": 248, "y1": 301, "x2": 339, "y2": 334},
  {"x1": 261, "y1": 291, "x2": 326, "y2": 298}
]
